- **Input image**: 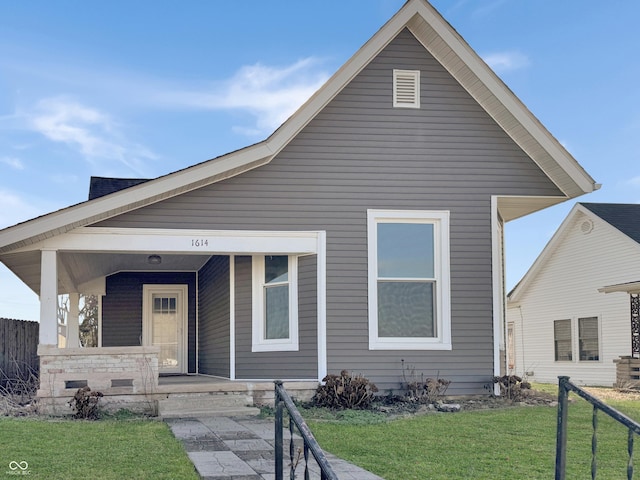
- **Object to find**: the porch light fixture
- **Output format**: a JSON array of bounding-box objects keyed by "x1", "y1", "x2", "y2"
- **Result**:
[{"x1": 147, "y1": 254, "x2": 162, "y2": 265}]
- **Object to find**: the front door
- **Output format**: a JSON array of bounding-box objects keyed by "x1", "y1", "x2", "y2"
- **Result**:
[{"x1": 143, "y1": 285, "x2": 187, "y2": 374}]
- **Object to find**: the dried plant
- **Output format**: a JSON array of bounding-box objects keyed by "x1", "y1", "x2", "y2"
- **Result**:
[
  {"x1": 0, "y1": 361, "x2": 39, "y2": 416},
  {"x1": 402, "y1": 361, "x2": 451, "y2": 403},
  {"x1": 68, "y1": 386, "x2": 104, "y2": 419},
  {"x1": 312, "y1": 370, "x2": 379, "y2": 409},
  {"x1": 492, "y1": 375, "x2": 531, "y2": 401}
]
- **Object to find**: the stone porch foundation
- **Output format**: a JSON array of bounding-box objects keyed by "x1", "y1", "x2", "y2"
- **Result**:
[{"x1": 614, "y1": 356, "x2": 640, "y2": 389}]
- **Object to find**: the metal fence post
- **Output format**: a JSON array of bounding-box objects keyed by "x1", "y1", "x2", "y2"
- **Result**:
[
  {"x1": 275, "y1": 380, "x2": 284, "y2": 480},
  {"x1": 555, "y1": 376, "x2": 570, "y2": 480}
]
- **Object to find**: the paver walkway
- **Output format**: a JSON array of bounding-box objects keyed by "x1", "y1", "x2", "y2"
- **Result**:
[{"x1": 166, "y1": 415, "x2": 384, "y2": 480}]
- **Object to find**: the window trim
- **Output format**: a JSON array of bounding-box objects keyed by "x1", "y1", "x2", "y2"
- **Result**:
[
  {"x1": 553, "y1": 319, "x2": 573, "y2": 362},
  {"x1": 578, "y1": 316, "x2": 600, "y2": 362},
  {"x1": 367, "y1": 209, "x2": 451, "y2": 350},
  {"x1": 251, "y1": 255, "x2": 299, "y2": 352},
  {"x1": 552, "y1": 316, "x2": 601, "y2": 363}
]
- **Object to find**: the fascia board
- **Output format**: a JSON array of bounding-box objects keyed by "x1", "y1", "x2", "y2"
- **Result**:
[
  {"x1": 406, "y1": 2, "x2": 596, "y2": 196},
  {"x1": 0, "y1": 143, "x2": 273, "y2": 253}
]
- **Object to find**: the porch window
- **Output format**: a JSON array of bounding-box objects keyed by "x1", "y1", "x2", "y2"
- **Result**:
[
  {"x1": 578, "y1": 316, "x2": 599, "y2": 361},
  {"x1": 367, "y1": 210, "x2": 451, "y2": 350},
  {"x1": 252, "y1": 255, "x2": 299, "y2": 352}
]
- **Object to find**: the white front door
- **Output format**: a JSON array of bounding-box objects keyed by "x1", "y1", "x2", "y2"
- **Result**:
[{"x1": 143, "y1": 285, "x2": 188, "y2": 374}]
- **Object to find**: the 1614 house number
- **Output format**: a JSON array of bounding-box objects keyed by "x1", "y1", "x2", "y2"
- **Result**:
[{"x1": 191, "y1": 239, "x2": 209, "y2": 247}]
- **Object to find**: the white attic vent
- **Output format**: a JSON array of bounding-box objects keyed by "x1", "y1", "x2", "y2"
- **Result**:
[
  {"x1": 393, "y1": 69, "x2": 420, "y2": 108},
  {"x1": 581, "y1": 219, "x2": 594, "y2": 234}
]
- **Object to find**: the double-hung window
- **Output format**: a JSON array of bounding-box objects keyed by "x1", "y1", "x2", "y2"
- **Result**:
[
  {"x1": 554, "y1": 319, "x2": 572, "y2": 361},
  {"x1": 578, "y1": 317, "x2": 599, "y2": 361},
  {"x1": 252, "y1": 255, "x2": 299, "y2": 352},
  {"x1": 553, "y1": 317, "x2": 600, "y2": 362},
  {"x1": 367, "y1": 210, "x2": 451, "y2": 350}
]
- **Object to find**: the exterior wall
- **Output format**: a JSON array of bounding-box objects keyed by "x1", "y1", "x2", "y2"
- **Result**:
[
  {"x1": 197, "y1": 255, "x2": 230, "y2": 377},
  {"x1": 95, "y1": 30, "x2": 561, "y2": 393},
  {"x1": 102, "y1": 272, "x2": 197, "y2": 373},
  {"x1": 234, "y1": 256, "x2": 318, "y2": 379},
  {"x1": 508, "y1": 211, "x2": 640, "y2": 386},
  {"x1": 37, "y1": 345, "x2": 159, "y2": 413}
]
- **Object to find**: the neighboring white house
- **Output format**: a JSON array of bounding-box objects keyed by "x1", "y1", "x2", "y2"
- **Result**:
[{"x1": 507, "y1": 203, "x2": 640, "y2": 387}]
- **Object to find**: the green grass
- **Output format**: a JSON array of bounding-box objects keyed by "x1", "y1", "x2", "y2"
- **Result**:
[
  {"x1": 307, "y1": 390, "x2": 640, "y2": 480},
  {"x1": 0, "y1": 416, "x2": 198, "y2": 479}
]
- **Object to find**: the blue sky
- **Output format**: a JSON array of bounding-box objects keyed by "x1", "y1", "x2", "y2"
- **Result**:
[{"x1": 1, "y1": 0, "x2": 639, "y2": 320}]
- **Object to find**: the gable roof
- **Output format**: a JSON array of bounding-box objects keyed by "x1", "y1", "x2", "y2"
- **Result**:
[
  {"x1": 0, "y1": 0, "x2": 597, "y2": 254},
  {"x1": 581, "y1": 203, "x2": 640, "y2": 244},
  {"x1": 88, "y1": 177, "x2": 150, "y2": 200},
  {"x1": 508, "y1": 203, "x2": 640, "y2": 302}
]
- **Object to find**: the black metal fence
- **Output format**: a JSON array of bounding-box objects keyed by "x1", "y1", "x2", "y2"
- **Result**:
[
  {"x1": 274, "y1": 381, "x2": 338, "y2": 480},
  {"x1": 556, "y1": 375, "x2": 640, "y2": 480}
]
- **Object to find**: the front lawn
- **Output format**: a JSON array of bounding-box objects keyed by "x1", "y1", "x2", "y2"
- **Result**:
[
  {"x1": 0, "y1": 416, "x2": 198, "y2": 479},
  {"x1": 308, "y1": 387, "x2": 640, "y2": 480}
]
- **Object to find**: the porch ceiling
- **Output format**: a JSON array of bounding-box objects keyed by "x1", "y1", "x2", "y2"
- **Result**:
[{"x1": 0, "y1": 251, "x2": 211, "y2": 296}]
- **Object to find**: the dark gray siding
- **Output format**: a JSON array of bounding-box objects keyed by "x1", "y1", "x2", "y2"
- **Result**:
[
  {"x1": 96, "y1": 29, "x2": 562, "y2": 393},
  {"x1": 234, "y1": 256, "x2": 318, "y2": 380},
  {"x1": 102, "y1": 272, "x2": 197, "y2": 373},
  {"x1": 197, "y1": 255, "x2": 230, "y2": 377}
]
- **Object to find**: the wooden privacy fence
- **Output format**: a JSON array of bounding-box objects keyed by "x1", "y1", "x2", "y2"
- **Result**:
[{"x1": 0, "y1": 318, "x2": 39, "y2": 383}]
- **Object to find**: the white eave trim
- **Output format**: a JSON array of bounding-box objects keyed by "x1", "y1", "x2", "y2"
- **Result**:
[
  {"x1": 10, "y1": 227, "x2": 322, "y2": 255},
  {"x1": 599, "y1": 281, "x2": 640, "y2": 295}
]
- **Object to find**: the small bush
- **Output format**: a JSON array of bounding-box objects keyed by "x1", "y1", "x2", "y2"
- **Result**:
[
  {"x1": 68, "y1": 386, "x2": 103, "y2": 419},
  {"x1": 312, "y1": 370, "x2": 378, "y2": 410}
]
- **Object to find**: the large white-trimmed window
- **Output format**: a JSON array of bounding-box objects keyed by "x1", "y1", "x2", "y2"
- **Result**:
[
  {"x1": 367, "y1": 209, "x2": 451, "y2": 350},
  {"x1": 252, "y1": 255, "x2": 299, "y2": 352}
]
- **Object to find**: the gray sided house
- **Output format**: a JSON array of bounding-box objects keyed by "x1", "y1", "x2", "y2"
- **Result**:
[{"x1": 0, "y1": 0, "x2": 596, "y2": 411}]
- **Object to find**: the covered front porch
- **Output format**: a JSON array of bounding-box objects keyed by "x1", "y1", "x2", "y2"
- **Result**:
[{"x1": 2, "y1": 227, "x2": 326, "y2": 414}]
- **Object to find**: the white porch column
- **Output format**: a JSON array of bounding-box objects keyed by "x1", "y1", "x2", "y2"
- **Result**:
[
  {"x1": 67, "y1": 292, "x2": 80, "y2": 348},
  {"x1": 39, "y1": 249, "x2": 58, "y2": 346}
]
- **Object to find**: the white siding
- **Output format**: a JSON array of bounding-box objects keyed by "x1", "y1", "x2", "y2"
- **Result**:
[{"x1": 507, "y1": 210, "x2": 640, "y2": 386}]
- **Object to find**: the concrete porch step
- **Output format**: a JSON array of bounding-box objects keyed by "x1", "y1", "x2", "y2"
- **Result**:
[{"x1": 158, "y1": 391, "x2": 261, "y2": 418}]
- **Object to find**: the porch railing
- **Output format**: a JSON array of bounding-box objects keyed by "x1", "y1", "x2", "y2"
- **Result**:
[
  {"x1": 274, "y1": 380, "x2": 338, "y2": 480},
  {"x1": 556, "y1": 376, "x2": 640, "y2": 480}
]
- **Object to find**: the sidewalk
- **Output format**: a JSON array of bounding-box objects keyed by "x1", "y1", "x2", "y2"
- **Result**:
[{"x1": 166, "y1": 415, "x2": 384, "y2": 480}]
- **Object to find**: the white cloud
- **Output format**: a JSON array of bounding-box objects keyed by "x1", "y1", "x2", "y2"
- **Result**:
[
  {"x1": 158, "y1": 58, "x2": 330, "y2": 135},
  {"x1": 629, "y1": 176, "x2": 640, "y2": 187},
  {"x1": 483, "y1": 51, "x2": 530, "y2": 73},
  {"x1": 25, "y1": 97, "x2": 157, "y2": 175},
  {"x1": 0, "y1": 156, "x2": 24, "y2": 170},
  {"x1": 0, "y1": 189, "x2": 48, "y2": 228}
]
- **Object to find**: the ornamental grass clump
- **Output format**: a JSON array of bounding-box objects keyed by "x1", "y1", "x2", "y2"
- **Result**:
[{"x1": 312, "y1": 370, "x2": 378, "y2": 409}]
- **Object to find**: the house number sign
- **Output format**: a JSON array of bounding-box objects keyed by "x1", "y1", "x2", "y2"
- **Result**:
[{"x1": 191, "y1": 239, "x2": 209, "y2": 247}]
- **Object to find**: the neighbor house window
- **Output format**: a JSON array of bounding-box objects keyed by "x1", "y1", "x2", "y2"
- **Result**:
[
  {"x1": 578, "y1": 316, "x2": 599, "y2": 361},
  {"x1": 367, "y1": 210, "x2": 451, "y2": 350},
  {"x1": 252, "y1": 255, "x2": 298, "y2": 352},
  {"x1": 554, "y1": 319, "x2": 572, "y2": 361}
]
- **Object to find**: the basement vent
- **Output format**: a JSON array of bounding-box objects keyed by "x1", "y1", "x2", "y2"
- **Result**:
[
  {"x1": 393, "y1": 69, "x2": 420, "y2": 108},
  {"x1": 581, "y1": 219, "x2": 594, "y2": 234}
]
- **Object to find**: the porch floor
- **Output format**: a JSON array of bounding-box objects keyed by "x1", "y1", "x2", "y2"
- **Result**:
[{"x1": 156, "y1": 375, "x2": 318, "y2": 395}]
